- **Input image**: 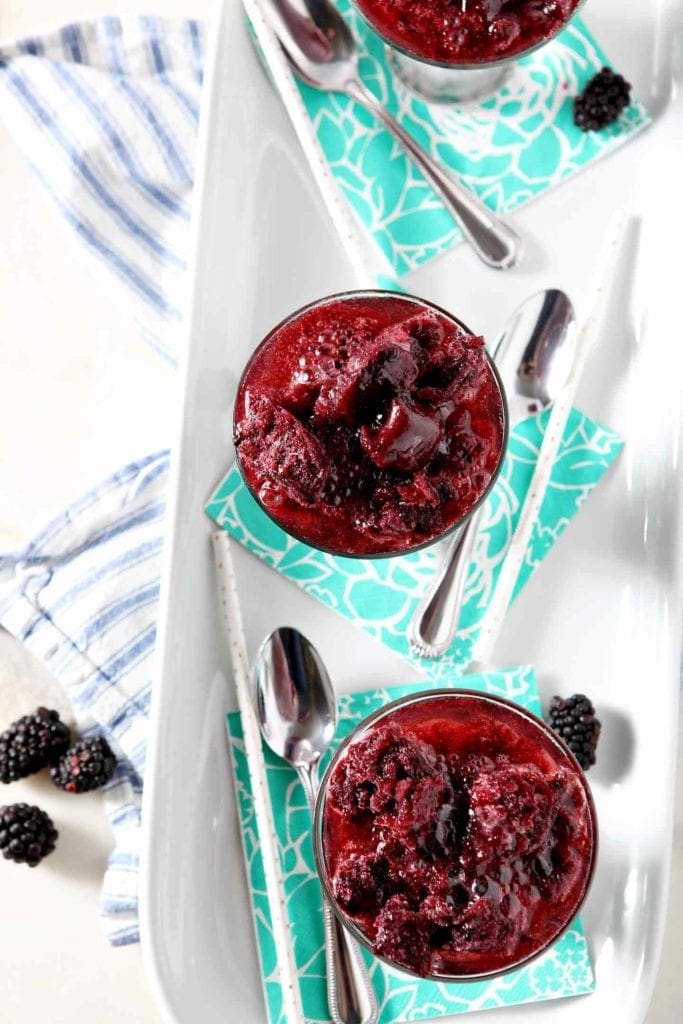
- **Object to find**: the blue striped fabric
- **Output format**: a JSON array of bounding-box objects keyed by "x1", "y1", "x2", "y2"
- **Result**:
[
  {"x1": 0, "y1": 452, "x2": 169, "y2": 945},
  {"x1": 0, "y1": 17, "x2": 205, "y2": 945},
  {"x1": 0, "y1": 17, "x2": 205, "y2": 365}
]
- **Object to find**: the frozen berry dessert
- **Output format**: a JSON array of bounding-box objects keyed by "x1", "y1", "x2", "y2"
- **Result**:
[
  {"x1": 233, "y1": 293, "x2": 506, "y2": 556},
  {"x1": 318, "y1": 692, "x2": 596, "y2": 978},
  {"x1": 354, "y1": 0, "x2": 583, "y2": 66}
]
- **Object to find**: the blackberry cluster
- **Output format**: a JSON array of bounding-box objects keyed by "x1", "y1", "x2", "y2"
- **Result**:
[
  {"x1": 549, "y1": 694, "x2": 601, "y2": 770},
  {"x1": 50, "y1": 737, "x2": 117, "y2": 794},
  {"x1": 573, "y1": 67, "x2": 631, "y2": 132},
  {"x1": 0, "y1": 707, "x2": 70, "y2": 783},
  {"x1": 0, "y1": 803, "x2": 58, "y2": 867},
  {"x1": 0, "y1": 705, "x2": 119, "y2": 868}
]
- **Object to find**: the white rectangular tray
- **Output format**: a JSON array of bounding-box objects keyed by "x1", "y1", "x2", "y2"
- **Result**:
[{"x1": 140, "y1": 1, "x2": 683, "y2": 1021}]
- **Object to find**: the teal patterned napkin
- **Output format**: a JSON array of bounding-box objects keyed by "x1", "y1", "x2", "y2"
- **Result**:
[
  {"x1": 226, "y1": 667, "x2": 595, "y2": 1024},
  {"x1": 295, "y1": 7, "x2": 650, "y2": 275},
  {"x1": 207, "y1": 407, "x2": 623, "y2": 679}
]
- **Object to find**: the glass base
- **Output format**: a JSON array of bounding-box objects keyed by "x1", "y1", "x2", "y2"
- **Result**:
[{"x1": 387, "y1": 47, "x2": 511, "y2": 104}]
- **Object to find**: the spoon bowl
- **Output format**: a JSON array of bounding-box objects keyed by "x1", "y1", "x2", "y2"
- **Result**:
[
  {"x1": 255, "y1": 626, "x2": 336, "y2": 774},
  {"x1": 493, "y1": 289, "x2": 577, "y2": 413},
  {"x1": 272, "y1": 0, "x2": 359, "y2": 91}
]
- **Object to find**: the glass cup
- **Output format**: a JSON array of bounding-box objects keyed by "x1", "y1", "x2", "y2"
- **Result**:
[
  {"x1": 352, "y1": 0, "x2": 589, "y2": 104},
  {"x1": 313, "y1": 688, "x2": 598, "y2": 981},
  {"x1": 232, "y1": 289, "x2": 509, "y2": 559}
]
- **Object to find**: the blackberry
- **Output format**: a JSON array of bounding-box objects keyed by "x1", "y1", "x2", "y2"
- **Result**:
[
  {"x1": 0, "y1": 803, "x2": 58, "y2": 866},
  {"x1": 573, "y1": 67, "x2": 631, "y2": 132},
  {"x1": 0, "y1": 707, "x2": 71, "y2": 783},
  {"x1": 333, "y1": 852, "x2": 386, "y2": 913},
  {"x1": 548, "y1": 694, "x2": 601, "y2": 770},
  {"x1": 50, "y1": 736, "x2": 117, "y2": 793}
]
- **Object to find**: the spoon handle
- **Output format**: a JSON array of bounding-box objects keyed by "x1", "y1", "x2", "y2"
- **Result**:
[
  {"x1": 409, "y1": 512, "x2": 480, "y2": 658},
  {"x1": 322, "y1": 898, "x2": 379, "y2": 1024},
  {"x1": 346, "y1": 79, "x2": 522, "y2": 270},
  {"x1": 298, "y1": 767, "x2": 378, "y2": 1024}
]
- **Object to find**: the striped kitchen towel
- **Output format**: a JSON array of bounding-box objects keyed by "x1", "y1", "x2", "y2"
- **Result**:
[
  {"x1": 0, "y1": 16, "x2": 203, "y2": 944},
  {"x1": 0, "y1": 452, "x2": 169, "y2": 945},
  {"x1": 0, "y1": 16, "x2": 204, "y2": 365}
]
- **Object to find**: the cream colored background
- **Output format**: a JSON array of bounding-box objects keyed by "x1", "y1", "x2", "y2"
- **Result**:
[{"x1": 0, "y1": 2, "x2": 679, "y2": 1021}]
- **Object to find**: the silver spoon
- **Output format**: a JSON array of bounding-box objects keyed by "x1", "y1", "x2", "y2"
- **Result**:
[
  {"x1": 409, "y1": 289, "x2": 576, "y2": 658},
  {"x1": 254, "y1": 627, "x2": 378, "y2": 1024},
  {"x1": 262, "y1": 0, "x2": 523, "y2": 270}
]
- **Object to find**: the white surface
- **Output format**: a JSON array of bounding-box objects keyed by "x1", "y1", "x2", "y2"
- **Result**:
[
  {"x1": 0, "y1": 3, "x2": 679, "y2": 1024},
  {"x1": 143, "y1": 2, "x2": 683, "y2": 1024},
  {"x1": 0, "y1": 3, "x2": 199, "y2": 1023}
]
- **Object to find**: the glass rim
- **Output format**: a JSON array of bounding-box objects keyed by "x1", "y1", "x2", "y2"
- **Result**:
[
  {"x1": 351, "y1": 0, "x2": 589, "y2": 72},
  {"x1": 232, "y1": 288, "x2": 510, "y2": 560},
  {"x1": 312, "y1": 687, "x2": 599, "y2": 983}
]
